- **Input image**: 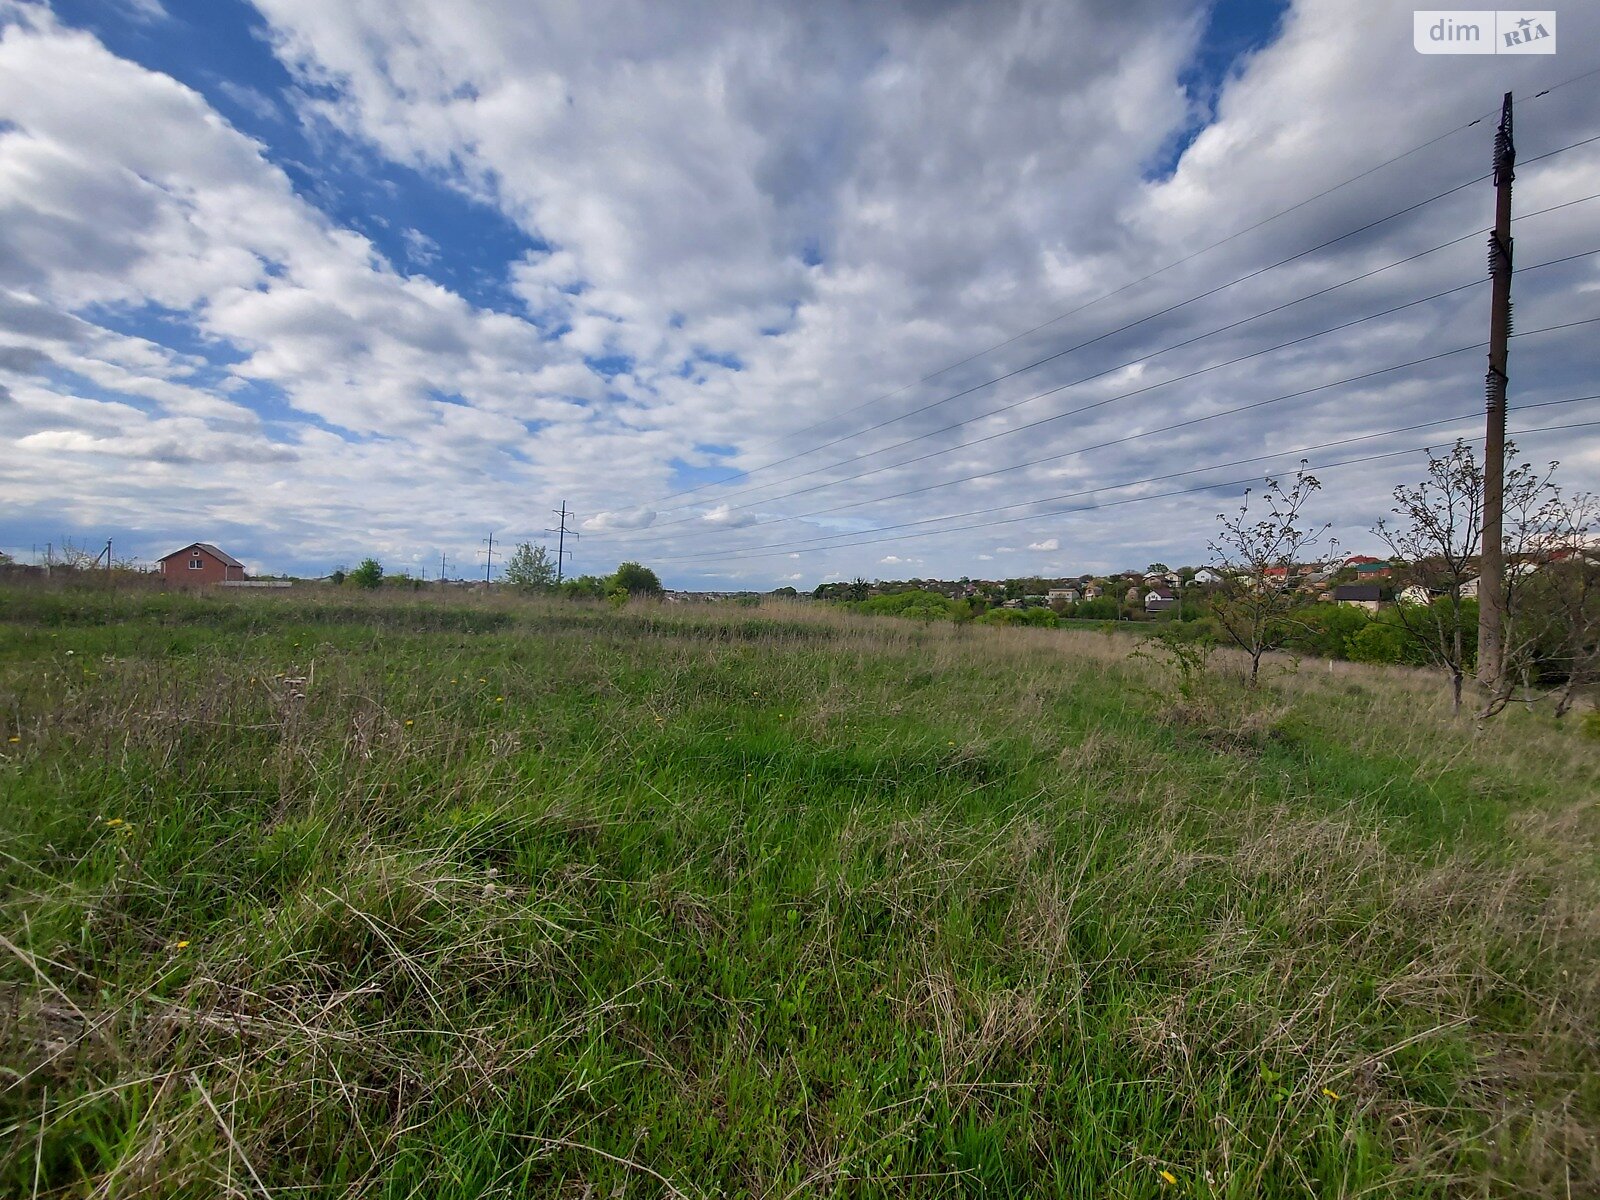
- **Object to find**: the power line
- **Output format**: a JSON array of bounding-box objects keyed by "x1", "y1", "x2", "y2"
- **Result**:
[
  {"x1": 641, "y1": 139, "x2": 1599, "y2": 527},
  {"x1": 652, "y1": 394, "x2": 1600, "y2": 563},
  {"x1": 644, "y1": 74, "x2": 1600, "y2": 511},
  {"x1": 653, "y1": 401, "x2": 1600, "y2": 565},
  {"x1": 546, "y1": 502, "x2": 579, "y2": 583},
  {"x1": 654, "y1": 171, "x2": 1494, "y2": 516},
  {"x1": 642, "y1": 248, "x2": 1597, "y2": 538}
]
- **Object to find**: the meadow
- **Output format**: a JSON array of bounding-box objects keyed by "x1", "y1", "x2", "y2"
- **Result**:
[{"x1": 1, "y1": 585, "x2": 1596, "y2": 1198}]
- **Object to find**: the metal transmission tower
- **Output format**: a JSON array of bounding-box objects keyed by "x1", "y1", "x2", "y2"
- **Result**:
[
  {"x1": 547, "y1": 502, "x2": 579, "y2": 583},
  {"x1": 482, "y1": 532, "x2": 496, "y2": 584},
  {"x1": 1478, "y1": 93, "x2": 1515, "y2": 692}
]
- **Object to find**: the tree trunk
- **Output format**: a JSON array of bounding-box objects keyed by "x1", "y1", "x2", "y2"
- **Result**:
[
  {"x1": 1554, "y1": 679, "x2": 1575, "y2": 719},
  {"x1": 1450, "y1": 670, "x2": 1463, "y2": 715}
]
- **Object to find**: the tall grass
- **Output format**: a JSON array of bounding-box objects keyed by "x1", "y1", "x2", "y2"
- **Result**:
[{"x1": 1, "y1": 587, "x2": 1596, "y2": 1197}]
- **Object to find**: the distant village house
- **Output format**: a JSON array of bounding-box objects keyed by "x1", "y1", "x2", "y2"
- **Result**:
[
  {"x1": 158, "y1": 543, "x2": 247, "y2": 586},
  {"x1": 1144, "y1": 587, "x2": 1178, "y2": 614},
  {"x1": 1333, "y1": 584, "x2": 1383, "y2": 612}
]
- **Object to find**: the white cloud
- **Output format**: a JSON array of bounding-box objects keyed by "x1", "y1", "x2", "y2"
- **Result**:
[
  {"x1": 1, "y1": 0, "x2": 1595, "y2": 589},
  {"x1": 217, "y1": 79, "x2": 279, "y2": 122},
  {"x1": 700, "y1": 504, "x2": 757, "y2": 528},
  {"x1": 583, "y1": 507, "x2": 658, "y2": 532}
]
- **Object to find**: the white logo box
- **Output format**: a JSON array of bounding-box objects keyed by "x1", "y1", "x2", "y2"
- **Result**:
[{"x1": 1414, "y1": 10, "x2": 1556, "y2": 54}]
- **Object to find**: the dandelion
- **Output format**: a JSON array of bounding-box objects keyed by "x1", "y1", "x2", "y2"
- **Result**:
[
  {"x1": 1321, "y1": 1087, "x2": 1342, "y2": 1100},
  {"x1": 405, "y1": 719, "x2": 414, "y2": 727},
  {"x1": 1159, "y1": 1170, "x2": 1177, "y2": 1186},
  {"x1": 174, "y1": 940, "x2": 190, "y2": 950},
  {"x1": 104, "y1": 818, "x2": 124, "y2": 827},
  {"x1": 495, "y1": 696, "x2": 504, "y2": 703}
]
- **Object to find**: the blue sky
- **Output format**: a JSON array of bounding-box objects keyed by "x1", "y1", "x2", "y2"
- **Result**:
[{"x1": 1, "y1": 0, "x2": 1596, "y2": 586}]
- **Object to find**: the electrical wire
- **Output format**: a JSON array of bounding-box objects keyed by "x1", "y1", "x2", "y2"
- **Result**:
[
  {"x1": 643, "y1": 69, "x2": 1600, "y2": 510},
  {"x1": 655, "y1": 403, "x2": 1600, "y2": 565},
  {"x1": 642, "y1": 166, "x2": 1600, "y2": 528},
  {"x1": 640, "y1": 247, "x2": 1597, "y2": 539},
  {"x1": 651, "y1": 395, "x2": 1600, "y2": 562}
]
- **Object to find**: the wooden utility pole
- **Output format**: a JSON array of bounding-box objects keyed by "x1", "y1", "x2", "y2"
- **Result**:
[
  {"x1": 1478, "y1": 92, "x2": 1514, "y2": 691},
  {"x1": 482, "y1": 531, "x2": 496, "y2": 584}
]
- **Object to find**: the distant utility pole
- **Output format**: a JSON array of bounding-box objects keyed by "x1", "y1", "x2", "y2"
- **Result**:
[
  {"x1": 1478, "y1": 91, "x2": 1515, "y2": 692},
  {"x1": 547, "y1": 502, "x2": 578, "y2": 584},
  {"x1": 439, "y1": 551, "x2": 450, "y2": 583},
  {"x1": 95, "y1": 539, "x2": 112, "y2": 570},
  {"x1": 482, "y1": 532, "x2": 496, "y2": 583}
]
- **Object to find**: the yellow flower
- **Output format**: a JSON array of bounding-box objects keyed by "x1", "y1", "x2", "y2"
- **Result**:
[
  {"x1": 495, "y1": 696, "x2": 504, "y2": 703},
  {"x1": 1321, "y1": 1087, "x2": 1342, "y2": 1100},
  {"x1": 104, "y1": 818, "x2": 124, "y2": 827},
  {"x1": 478, "y1": 677, "x2": 487, "y2": 683},
  {"x1": 6, "y1": 736, "x2": 18, "y2": 744},
  {"x1": 175, "y1": 940, "x2": 190, "y2": 949},
  {"x1": 404, "y1": 719, "x2": 414, "y2": 726},
  {"x1": 1160, "y1": 1170, "x2": 1177, "y2": 1186},
  {"x1": 449, "y1": 678, "x2": 458, "y2": 684}
]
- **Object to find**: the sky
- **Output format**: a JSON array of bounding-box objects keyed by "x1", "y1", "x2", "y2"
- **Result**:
[{"x1": 0, "y1": 0, "x2": 1596, "y2": 589}]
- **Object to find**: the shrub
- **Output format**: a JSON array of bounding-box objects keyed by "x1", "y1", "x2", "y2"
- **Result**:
[
  {"x1": 610, "y1": 562, "x2": 663, "y2": 597},
  {"x1": 348, "y1": 558, "x2": 383, "y2": 590},
  {"x1": 852, "y1": 590, "x2": 965, "y2": 622},
  {"x1": 1348, "y1": 620, "x2": 1407, "y2": 665}
]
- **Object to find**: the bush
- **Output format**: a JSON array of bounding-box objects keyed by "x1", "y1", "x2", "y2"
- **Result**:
[
  {"x1": 611, "y1": 562, "x2": 663, "y2": 597},
  {"x1": 1348, "y1": 620, "x2": 1408, "y2": 665},
  {"x1": 851, "y1": 590, "x2": 966, "y2": 622},
  {"x1": 348, "y1": 558, "x2": 383, "y2": 590},
  {"x1": 975, "y1": 605, "x2": 1056, "y2": 628},
  {"x1": 1289, "y1": 604, "x2": 1371, "y2": 659}
]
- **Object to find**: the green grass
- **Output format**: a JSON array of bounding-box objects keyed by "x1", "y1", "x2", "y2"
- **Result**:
[{"x1": 1, "y1": 585, "x2": 1596, "y2": 1198}]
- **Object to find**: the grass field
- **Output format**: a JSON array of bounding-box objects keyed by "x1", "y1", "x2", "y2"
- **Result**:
[{"x1": 1, "y1": 586, "x2": 1596, "y2": 1198}]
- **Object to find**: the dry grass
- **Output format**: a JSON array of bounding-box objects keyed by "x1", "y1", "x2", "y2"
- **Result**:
[{"x1": 1, "y1": 586, "x2": 1597, "y2": 1197}]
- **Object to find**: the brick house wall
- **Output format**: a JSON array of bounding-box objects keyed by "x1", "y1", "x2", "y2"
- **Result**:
[{"x1": 159, "y1": 544, "x2": 246, "y2": 586}]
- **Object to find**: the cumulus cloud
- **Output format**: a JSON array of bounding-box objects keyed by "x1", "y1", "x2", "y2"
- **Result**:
[
  {"x1": 700, "y1": 503, "x2": 758, "y2": 528},
  {"x1": 583, "y1": 507, "x2": 658, "y2": 531},
  {"x1": 1, "y1": 0, "x2": 1595, "y2": 585}
]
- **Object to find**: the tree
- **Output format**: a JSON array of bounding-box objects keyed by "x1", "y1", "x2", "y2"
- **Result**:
[
  {"x1": 349, "y1": 558, "x2": 384, "y2": 589},
  {"x1": 610, "y1": 561, "x2": 663, "y2": 597},
  {"x1": 1207, "y1": 463, "x2": 1332, "y2": 686},
  {"x1": 328, "y1": 566, "x2": 347, "y2": 586},
  {"x1": 504, "y1": 541, "x2": 557, "y2": 592},
  {"x1": 1520, "y1": 493, "x2": 1599, "y2": 719},
  {"x1": 1375, "y1": 441, "x2": 1564, "y2": 716}
]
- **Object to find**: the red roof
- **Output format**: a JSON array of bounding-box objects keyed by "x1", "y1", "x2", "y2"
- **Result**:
[{"x1": 159, "y1": 542, "x2": 245, "y2": 568}]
